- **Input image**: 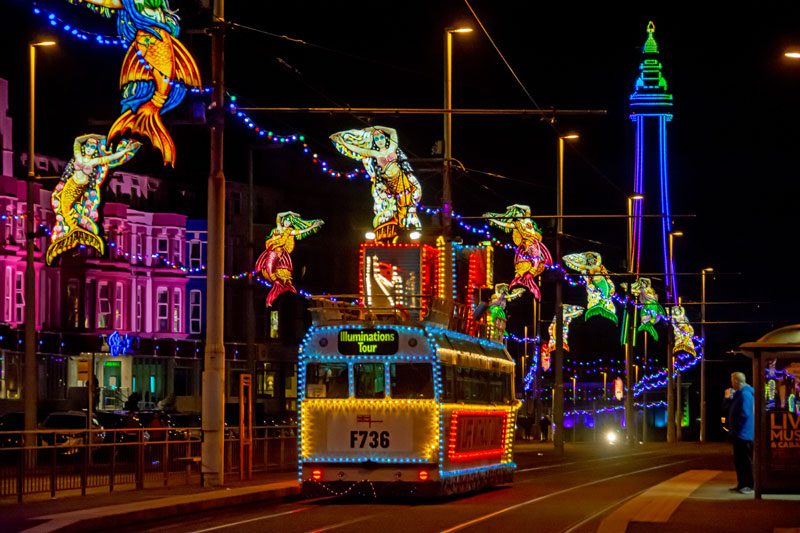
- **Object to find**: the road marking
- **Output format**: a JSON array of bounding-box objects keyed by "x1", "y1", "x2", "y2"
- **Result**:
[
  {"x1": 190, "y1": 506, "x2": 314, "y2": 533},
  {"x1": 306, "y1": 514, "x2": 376, "y2": 533},
  {"x1": 516, "y1": 450, "x2": 659, "y2": 473},
  {"x1": 560, "y1": 488, "x2": 649, "y2": 533},
  {"x1": 440, "y1": 460, "x2": 688, "y2": 533},
  {"x1": 597, "y1": 469, "x2": 720, "y2": 533}
]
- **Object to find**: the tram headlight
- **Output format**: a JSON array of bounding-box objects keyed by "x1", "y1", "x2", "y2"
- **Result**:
[{"x1": 605, "y1": 431, "x2": 618, "y2": 444}]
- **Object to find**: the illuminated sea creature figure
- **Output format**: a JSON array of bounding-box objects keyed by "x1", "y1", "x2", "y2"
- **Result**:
[
  {"x1": 484, "y1": 205, "x2": 552, "y2": 299},
  {"x1": 255, "y1": 212, "x2": 323, "y2": 307},
  {"x1": 629, "y1": 277, "x2": 665, "y2": 341},
  {"x1": 562, "y1": 252, "x2": 618, "y2": 324},
  {"x1": 670, "y1": 306, "x2": 696, "y2": 356},
  {"x1": 486, "y1": 283, "x2": 525, "y2": 342},
  {"x1": 330, "y1": 126, "x2": 422, "y2": 239},
  {"x1": 542, "y1": 305, "x2": 586, "y2": 359},
  {"x1": 46, "y1": 134, "x2": 140, "y2": 264},
  {"x1": 71, "y1": 0, "x2": 202, "y2": 165}
]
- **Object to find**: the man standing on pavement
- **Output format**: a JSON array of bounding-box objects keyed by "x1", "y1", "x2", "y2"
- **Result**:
[{"x1": 727, "y1": 371, "x2": 754, "y2": 494}]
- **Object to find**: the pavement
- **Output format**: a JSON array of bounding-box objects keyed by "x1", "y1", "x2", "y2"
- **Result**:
[{"x1": 2, "y1": 442, "x2": 798, "y2": 533}]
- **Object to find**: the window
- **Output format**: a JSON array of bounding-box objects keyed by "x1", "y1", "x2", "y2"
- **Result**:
[
  {"x1": 114, "y1": 283, "x2": 124, "y2": 329},
  {"x1": 129, "y1": 232, "x2": 137, "y2": 263},
  {"x1": 269, "y1": 310, "x2": 279, "y2": 339},
  {"x1": 67, "y1": 280, "x2": 80, "y2": 329},
  {"x1": 441, "y1": 365, "x2": 513, "y2": 405},
  {"x1": 15, "y1": 272, "x2": 24, "y2": 323},
  {"x1": 305, "y1": 363, "x2": 348, "y2": 399},
  {"x1": 173, "y1": 236, "x2": 182, "y2": 265},
  {"x1": 156, "y1": 288, "x2": 169, "y2": 332},
  {"x1": 172, "y1": 289, "x2": 182, "y2": 333},
  {"x1": 257, "y1": 363, "x2": 276, "y2": 397},
  {"x1": 136, "y1": 232, "x2": 144, "y2": 259},
  {"x1": 4, "y1": 267, "x2": 12, "y2": 322},
  {"x1": 135, "y1": 285, "x2": 143, "y2": 332},
  {"x1": 97, "y1": 282, "x2": 110, "y2": 328},
  {"x1": 14, "y1": 216, "x2": 23, "y2": 243},
  {"x1": 189, "y1": 290, "x2": 202, "y2": 334},
  {"x1": 189, "y1": 241, "x2": 201, "y2": 269},
  {"x1": 390, "y1": 363, "x2": 434, "y2": 399},
  {"x1": 354, "y1": 363, "x2": 385, "y2": 399},
  {"x1": 156, "y1": 236, "x2": 168, "y2": 256}
]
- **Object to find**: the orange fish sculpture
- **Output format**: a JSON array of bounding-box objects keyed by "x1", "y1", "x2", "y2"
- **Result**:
[{"x1": 70, "y1": 0, "x2": 202, "y2": 165}]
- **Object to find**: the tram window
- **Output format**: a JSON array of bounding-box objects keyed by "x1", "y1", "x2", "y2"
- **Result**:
[
  {"x1": 489, "y1": 372, "x2": 511, "y2": 403},
  {"x1": 305, "y1": 363, "x2": 348, "y2": 398},
  {"x1": 390, "y1": 363, "x2": 433, "y2": 399},
  {"x1": 440, "y1": 365, "x2": 456, "y2": 402},
  {"x1": 354, "y1": 363, "x2": 385, "y2": 399}
]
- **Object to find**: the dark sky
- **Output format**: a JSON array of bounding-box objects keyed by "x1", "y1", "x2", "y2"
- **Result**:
[{"x1": 2, "y1": 1, "x2": 799, "y2": 358}]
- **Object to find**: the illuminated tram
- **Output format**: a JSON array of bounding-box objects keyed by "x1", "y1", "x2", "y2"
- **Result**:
[{"x1": 298, "y1": 240, "x2": 519, "y2": 496}]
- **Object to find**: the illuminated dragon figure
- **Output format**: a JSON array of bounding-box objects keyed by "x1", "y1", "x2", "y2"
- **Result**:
[
  {"x1": 486, "y1": 283, "x2": 526, "y2": 342},
  {"x1": 670, "y1": 306, "x2": 696, "y2": 356},
  {"x1": 627, "y1": 277, "x2": 665, "y2": 341},
  {"x1": 69, "y1": 0, "x2": 202, "y2": 165},
  {"x1": 330, "y1": 126, "x2": 422, "y2": 240},
  {"x1": 540, "y1": 304, "x2": 585, "y2": 369},
  {"x1": 46, "y1": 134, "x2": 140, "y2": 264},
  {"x1": 562, "y1": 252, "x2": 618, "y2": 324},
  {"x1": 255, "y1": 212, "x2": 324, "y2": 307},
  {"x1": 484, "y1": 205, "x2": 552, "y2": 299}
]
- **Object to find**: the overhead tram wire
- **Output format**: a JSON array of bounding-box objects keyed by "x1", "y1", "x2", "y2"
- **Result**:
[{"x1": 462, "y1": 0, "x2": 625, "y2": 195}]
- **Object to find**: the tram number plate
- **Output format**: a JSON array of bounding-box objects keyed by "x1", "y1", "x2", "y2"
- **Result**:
[{"x1": 349, "y1": 430, "x2": 390, "y2": 449}]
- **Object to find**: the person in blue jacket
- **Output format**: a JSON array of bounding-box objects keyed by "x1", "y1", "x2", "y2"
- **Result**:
[{"x1": 727, "y1": 372, "x2": 754, "y2": 494}]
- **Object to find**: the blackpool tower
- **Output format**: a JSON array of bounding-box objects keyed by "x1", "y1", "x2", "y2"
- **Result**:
[{"x1": 629, "y1": 21, "x2": 678, "y2": 302}]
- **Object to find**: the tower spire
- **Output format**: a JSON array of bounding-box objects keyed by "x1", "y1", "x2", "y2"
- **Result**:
[{"x1": 630, "y1": 20, "x2": 673, "y2": 113}]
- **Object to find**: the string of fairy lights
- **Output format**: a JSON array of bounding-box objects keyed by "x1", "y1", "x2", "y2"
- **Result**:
[{"x1": 29, "y1": 1, "x2": 704, "y2": 399}]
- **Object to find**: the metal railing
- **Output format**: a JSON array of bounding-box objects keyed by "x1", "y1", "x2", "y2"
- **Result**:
[{"x1": 0, "y1": 425, "x2": 297, "y2": 502}]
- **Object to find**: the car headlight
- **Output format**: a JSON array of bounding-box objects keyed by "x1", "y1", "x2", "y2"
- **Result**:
[{"x1": 605, "y1": 431, "x2": 618, "y2": 443}]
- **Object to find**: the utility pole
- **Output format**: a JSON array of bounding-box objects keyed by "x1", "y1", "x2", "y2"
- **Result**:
[
  {"x1": 699, "y1": 267, "x2": 713, "y2": 443},
  {"x1": 202, "y1": 0, "x2": 226, "y2": 487},
  {"x1": 246, "y1": 149, "x2": 256, "y2": 380},
  {"x1": 666, "y1": 309, "x2": 676, "y2": 444}
]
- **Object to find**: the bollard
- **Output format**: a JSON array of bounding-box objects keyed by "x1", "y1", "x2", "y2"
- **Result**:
[{"x1": 50, "y1": 444, "x2": 56, "y2": 499}]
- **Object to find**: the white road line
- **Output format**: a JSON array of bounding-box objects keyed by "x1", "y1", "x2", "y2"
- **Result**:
[
  {"x1": 190, "y1": 506, "x2": 314, "y2": 533},
  {"x1": 559, "y1": 487, "x2": 649, "y2": 533},
  {"x1": 306, "y1": 514, "x2": 376, "y2": 533},
  {"x1": 515, "y1": 450, "x2": 658, "y2": 474},
  {"x1": 440, "y1": 460, "x2": 688, "y2": 533}
]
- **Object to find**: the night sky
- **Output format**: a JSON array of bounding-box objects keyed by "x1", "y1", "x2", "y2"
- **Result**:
[{"x1": 2, "y1": 1, "x2": 799, "y2": 367}]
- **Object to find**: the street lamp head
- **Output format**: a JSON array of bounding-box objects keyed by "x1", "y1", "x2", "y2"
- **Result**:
[
  {"x1": 629, "y1": 194, "x2": 644, "y2": 201},
  {"x1": 785, "y1": 51, "x2": 800, "y2": 59},
  {"x1": 669, "y1": 231, "x2": 683, "y2": 237},
  {"x1": 32, "y1": 40, "x2": 56, "y2": 47},
  {"x1": 560, "y1": 133, "x2": 579, "y2": 140},
  {"x1": 702, "y1": 267, "x2": 714, "y2": 273},
  {"x1": 448, "y1": 27, "x2": 473, "y2": 34}
]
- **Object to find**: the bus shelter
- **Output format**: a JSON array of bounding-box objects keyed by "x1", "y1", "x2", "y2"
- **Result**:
[{"x1": 740, "y1": 325, "x2": 800, "y2": 498}]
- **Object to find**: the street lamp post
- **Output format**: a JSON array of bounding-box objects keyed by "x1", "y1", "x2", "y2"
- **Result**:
[
  {"x1": 554, "y1": 133, "x2": 578, "y2": 455},
  {"x1": 667, "y1": 231, "x2": 682, "y2": 442},
  {"x1": 571, "y1": 376, "x2": 577, "y2": 442},
  {"x1": 700, "y1": 267, "x2": 713, "y2": 443},
  {"x1": 25, "y1": 39, "x2": 56, "y2": 448},
  {"x1": 625, "y1": 194, "x2": 643, "y2": 445},
  {"x1": 443, "y1": 27, "x2": 472, "y2": 238}
]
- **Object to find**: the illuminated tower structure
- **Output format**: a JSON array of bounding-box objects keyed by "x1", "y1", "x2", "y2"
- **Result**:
[{"x1": 629, "y1": 21, "x2": 678, "y2": 302}]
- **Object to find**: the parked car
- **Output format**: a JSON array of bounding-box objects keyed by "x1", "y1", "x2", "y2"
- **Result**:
[
  {"x1": 0, "y1": 412, "x2": 24, "y2": 449},
  {"x1": 39, "y1": 411, "x2": 105, "y2": 455},
  {"x1": 94, "y1": 411, "x2": 148, "y2": 444}
]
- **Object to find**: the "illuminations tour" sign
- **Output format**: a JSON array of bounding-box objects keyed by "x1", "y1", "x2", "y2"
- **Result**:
[{"x1": 338, "y1": 329, "x2": 399, "y2": 355}]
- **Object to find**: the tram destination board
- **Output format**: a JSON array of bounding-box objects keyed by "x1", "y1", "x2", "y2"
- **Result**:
[{"x1": 338, "y1": 329, "x2": 399, "y2": 355}]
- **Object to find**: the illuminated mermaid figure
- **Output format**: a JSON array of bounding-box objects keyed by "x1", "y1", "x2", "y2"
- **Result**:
[
  {"x1": 628, "y1": 277, "x2": 665, "y2": 341},
  {"x1": 484, "y1": 205, "x2": 552, "y2": 299},
  {"x1": 47, "y1": 134, "x2": 140, "y2": 265},
  {"x1": 670, "y1": 306, "x2": 696, "y2": 356},
  {"x1": 69, "y1": 0, "x2": 202, "y2": 165},
  {"x1": 255, "y1": 212, "x2": 324, "y2": 307},
  {"x1": 330, "y1": 126, "x2": 422, "y2": 240},
  {"x1": 562, "y1": 251, "x2": 618, "y2": 324}
]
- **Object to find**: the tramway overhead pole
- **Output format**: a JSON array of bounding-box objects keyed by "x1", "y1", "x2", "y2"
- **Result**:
[{"x1": 202, "y1": 0, "x2": 226, "y2": 487}]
